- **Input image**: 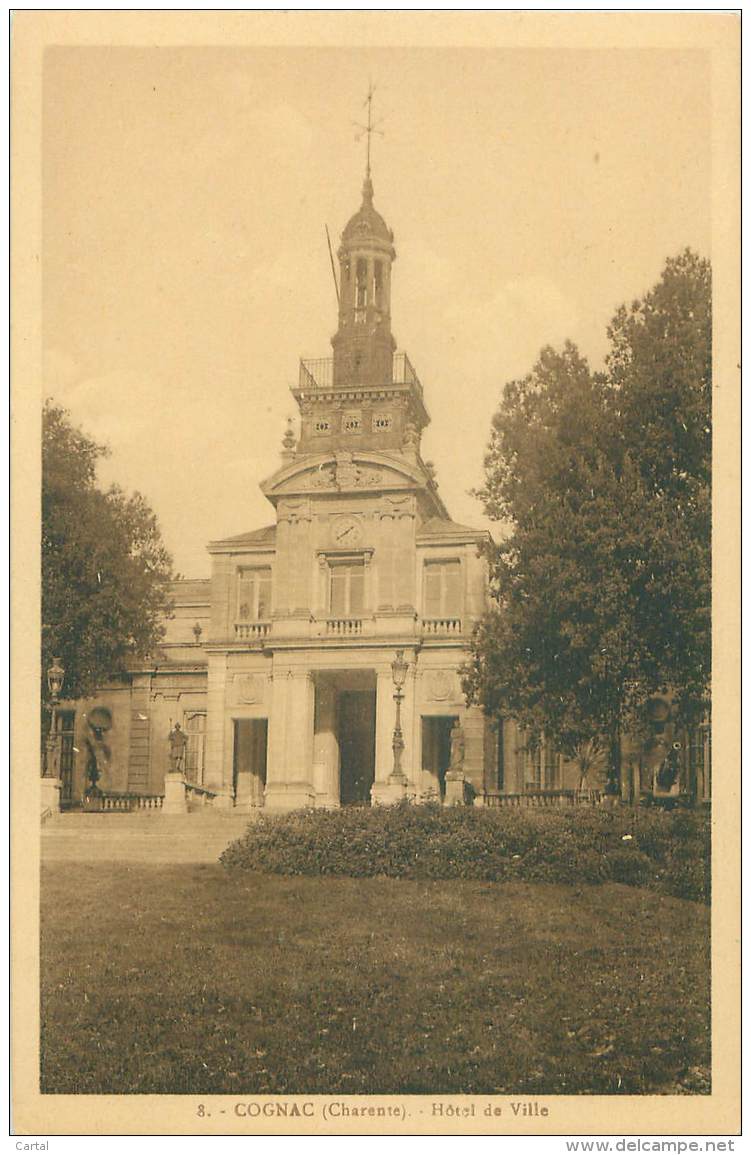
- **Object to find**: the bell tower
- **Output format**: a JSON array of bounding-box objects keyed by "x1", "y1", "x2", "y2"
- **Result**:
[
  {"x1": 330, "y1": 170, "x2": 396, "y2": 390},
  {"x1": 292, "y1": 91, "x2": 430, "y2": 459}
]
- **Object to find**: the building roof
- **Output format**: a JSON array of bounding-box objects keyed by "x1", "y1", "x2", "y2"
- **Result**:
[
  {"x1": 417, "y1": 516, "x2": 487, "y2": 541},
  {"x1": 168, "y1": 578, "x2": 210, "y2": 604},
  {"x1": 210, "y1": 524, "x2": 277, "y2": 548}
]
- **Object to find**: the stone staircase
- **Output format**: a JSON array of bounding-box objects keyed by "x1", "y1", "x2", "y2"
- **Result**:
[{"x1": 41, "y1": 809, "x2": 254, "y2": 864}]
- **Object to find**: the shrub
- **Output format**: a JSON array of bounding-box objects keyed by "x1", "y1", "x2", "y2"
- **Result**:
[
  {"x1": 661, "y1": 855, "x2": 711, "y2": 903},
  {"x1": 220, "y1": 800, "x2": 709, "y2": 900},
  {"x1": 606, "y1": 847, "x2": 655, "y2": 887}
]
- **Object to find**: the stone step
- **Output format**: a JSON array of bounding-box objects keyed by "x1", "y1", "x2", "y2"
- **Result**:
[
  {"x1": 48, "y1": 811, "x2": 254, "y2": 826},
  {"x1": 42, "y1": 812, "x2": 253, "y2": 863}
]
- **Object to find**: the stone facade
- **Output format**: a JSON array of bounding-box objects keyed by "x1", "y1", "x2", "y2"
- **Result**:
[{"x1": 53, "y1": 173, "x2": 711, "y2": 812}]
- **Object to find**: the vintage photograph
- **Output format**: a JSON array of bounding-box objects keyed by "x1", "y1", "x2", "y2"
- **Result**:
[{"x1": 12, "y1": 11, "x2": 739, "y2": 1138}]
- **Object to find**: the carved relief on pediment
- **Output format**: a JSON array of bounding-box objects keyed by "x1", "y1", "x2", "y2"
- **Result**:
[
  {"x1": 306, "y1": 452, "x2": 382, "y2": 491},
  {"x1": 309, "y1": 464, "x2": 337, "y2": 489}
]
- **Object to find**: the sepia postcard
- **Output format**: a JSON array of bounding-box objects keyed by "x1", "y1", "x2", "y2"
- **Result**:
[{"x1": 11, "y1": 10, "x2": 740, "y2": 1139}]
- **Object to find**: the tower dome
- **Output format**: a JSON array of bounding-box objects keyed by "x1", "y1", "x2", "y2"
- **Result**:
[{"x1": 341, "y1": 175, "x2": 395, "y2": 254}]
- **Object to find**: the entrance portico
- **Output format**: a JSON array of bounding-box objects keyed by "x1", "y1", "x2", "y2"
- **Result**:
[{"x1": 262, "y1": 653, "x2": 420, "y2": 811}]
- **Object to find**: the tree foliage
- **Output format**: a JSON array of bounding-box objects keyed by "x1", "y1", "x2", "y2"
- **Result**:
[
  {"x1": 464, "y1": 251, "x2": 711, "y2": 765},
  {"x1": 42, "y1": 402, "x2": 174, "y2": 706}
]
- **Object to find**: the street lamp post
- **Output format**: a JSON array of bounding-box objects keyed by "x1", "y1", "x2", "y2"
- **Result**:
[
  {"x1": 390, "y1": 649, "x2": 408, "y2": 785},
  {"x1": 44, "y1": 657, "x2": 65, "y2": 779}
]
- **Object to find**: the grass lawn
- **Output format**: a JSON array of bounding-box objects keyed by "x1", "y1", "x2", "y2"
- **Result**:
[{"x1": 40, "y1": 863, "x2": 710, "y2": 1095}]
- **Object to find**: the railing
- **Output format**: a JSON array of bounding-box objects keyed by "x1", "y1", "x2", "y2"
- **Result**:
[
  {"x1": 299, "y1": 357, "x2": 334, "y2": 390},
  {"x1": 185, "y1": 781, "x2": 219, "y2": 808},
  {"x1": 393, "y1": 353, "x2": 422, "y2": 395},
  {"x1": 482, "y1": 789, "x2": 603, "y2": 809},
  {"x1": 235, "y1": 621, "x2": 271, "y2": 642},
  {"x1": 422, "y1": 617, "x2": 463, "y2": 636},
  {"x1": 87, "y1": 792, "x2": 165, "y2": 812},
  {"x1": 298, "y1": 352, "x2": 423, "y2": 398},
  {"x1": 326, "y1": 617, "x2": 363, "y2": 637}
]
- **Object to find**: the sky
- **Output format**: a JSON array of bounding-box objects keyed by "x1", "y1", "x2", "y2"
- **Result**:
[{"x1": 43, "y1": 45, "x2": 711, "y2": 577}]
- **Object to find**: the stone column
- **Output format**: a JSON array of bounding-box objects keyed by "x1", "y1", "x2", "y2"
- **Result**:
[
  {"x1": 461, "y1": 706, "x2": 486, "y2": 797},
  {"x1": 265, "y1": 670, "x2": 316, "y2": 811},
  {"x1": 373, "y1": 666, "x2": 396, "y2": 786},
  {"x1": 204, "y1": 653, "x2": 232, "y2": 807},
  {"x1": 313, "y1": 680, "x2": 340, "y2": 807}
]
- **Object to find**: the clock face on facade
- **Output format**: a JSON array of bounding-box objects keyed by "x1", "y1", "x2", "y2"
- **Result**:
[{"x1": 332, "y1": 516, "x2": 362, "y2": 546}]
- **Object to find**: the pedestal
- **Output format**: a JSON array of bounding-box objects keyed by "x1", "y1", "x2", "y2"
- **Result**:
[
  {"x1": 264, "y1": 782, "x2": 316, "y2": 812},
  {"x1": 40, "y1": 777, "x2": 61, "y2": 819},
  {"x1": 371, "y1": 777, "x2": 409, "y2": 806},
  {"x1": 443, "y1": 770, "x2": 468, "y2": 807},
  {"x1": 163, "y1": 772, "x2": 188, "y2": 814}
]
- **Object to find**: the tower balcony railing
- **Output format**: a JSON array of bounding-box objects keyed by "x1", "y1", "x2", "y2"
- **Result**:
[{"x1": 298, "y1": 352, "x2": 423, "y2": 399}]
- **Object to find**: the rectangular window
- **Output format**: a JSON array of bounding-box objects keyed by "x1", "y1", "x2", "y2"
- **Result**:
[
  {"x1": 184, "y1": 712, "x2": 207, "y2": 785},
  {"x1": 424, "y1": 560, "x2": 462, "y2": 617},
  {"x1": 237, "y1": 567, "x2": 272, "y2": 621},
  {"x1": 329, "y1": 560, "x2": 365, "y2": 617},
  {"x1": 688, "y1": 726, "x2": 705, "y2": 777},
  {"x1": 59, "y1": 710, "x2": 76, "y2": 806},
  {"x1": 543, "y1": 738, "x2": 560, "y2": 789},
  {"x1": 526, "y1": 744, "x2": 542, "y2": 791}
]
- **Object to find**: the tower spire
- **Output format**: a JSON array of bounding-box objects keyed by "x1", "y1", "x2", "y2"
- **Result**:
[{"x1": 354, "y1": 81, "x2": 383, "y2": 197}]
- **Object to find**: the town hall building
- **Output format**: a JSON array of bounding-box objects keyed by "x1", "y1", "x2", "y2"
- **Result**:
[{"x1": 48, "y1": 165, "x2": 711, "y2": 814}]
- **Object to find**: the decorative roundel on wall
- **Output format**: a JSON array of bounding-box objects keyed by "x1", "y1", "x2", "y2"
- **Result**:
[
  {"x1": 427, "y1": 670, "x2": 454, "y2": 702},
  {"x1": 235, "y1": 674, "x2": 263, "y2": 705}
]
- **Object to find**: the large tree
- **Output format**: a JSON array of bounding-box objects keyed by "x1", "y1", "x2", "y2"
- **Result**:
[
  {"x1": 42, "y1": 402, "x2": 174, "y2": 708},
  {"x1": 464, "y1": 251, "x2": 711, "y2": 779}
]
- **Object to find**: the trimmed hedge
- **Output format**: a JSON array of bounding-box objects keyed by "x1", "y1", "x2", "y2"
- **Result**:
[{"x1": 220, "y1": 801, "x2": 710, "y2": 902}]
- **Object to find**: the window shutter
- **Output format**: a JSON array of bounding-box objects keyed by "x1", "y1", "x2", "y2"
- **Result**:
[
  {"x1": 443, "y1": 561, "x2": 462, "y2": 616},
  {"x1": 424, "y1": 564, "x2": 442, "y2": 616}
]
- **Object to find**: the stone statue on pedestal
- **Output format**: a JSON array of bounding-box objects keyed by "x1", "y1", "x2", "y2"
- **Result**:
[
  {"x1": 444, "y1": 720, "x2": 468, "y2": 807},
  {"x1": 168, "y1": 722, "x2": 188, "y2": 775},
  {"x1": 448, "y1": 719, "x2": 465, "y2": 773}
]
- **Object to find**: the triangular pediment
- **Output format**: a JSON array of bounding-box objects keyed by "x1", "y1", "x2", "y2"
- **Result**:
[{"x1": 261, "y1": 451, "x2": 436, "y2": 500}]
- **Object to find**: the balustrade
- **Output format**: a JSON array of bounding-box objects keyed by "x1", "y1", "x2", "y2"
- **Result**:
[
  {"x1": 325, "y1": 617, "x2": 363, "y2": 637},
  {"x1": 481, "y1": 789, "x2": 603, "y2": 809},
  {"x1": 234, "y1": 621, "x2": 271, "y2": 642},
  {"x1": 94, "y1": 793, "x2": 165, "y2": 811},
  {"x1": 422, "y1": 617, "x2": 463, "y2": 636}
]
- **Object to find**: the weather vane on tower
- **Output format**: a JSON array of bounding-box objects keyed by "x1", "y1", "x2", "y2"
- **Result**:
[{"x1": 354, "y1": 81, "x2": 385, "y2": 180}]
